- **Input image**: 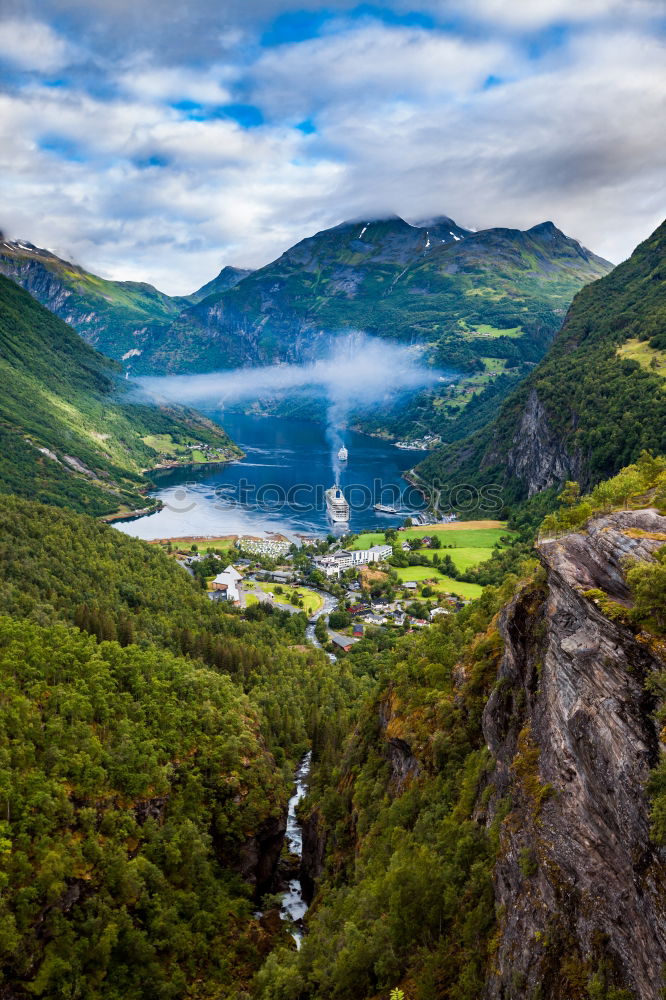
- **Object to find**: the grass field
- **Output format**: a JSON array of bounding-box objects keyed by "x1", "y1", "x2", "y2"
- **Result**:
[
  {"x1": 252, "y1": 581, "x2": 324, "y2": 616},
  {"x1": 617, "y1": 338, "x2": 666, "y2": 378},
  {"x1": 350, "y1": 523, "x2": 512, "y2": 575},
  {"x1": 394, "y1": 566, "x2": 483, "y2": 599}
]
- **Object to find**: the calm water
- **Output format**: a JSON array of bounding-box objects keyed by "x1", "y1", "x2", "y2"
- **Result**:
[{"x1": 117, "y1": 412, "x2": 428, "y2": 540}]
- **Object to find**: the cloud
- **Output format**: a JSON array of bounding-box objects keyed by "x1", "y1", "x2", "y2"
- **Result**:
[
  {"x1": 0, "y1": 4, "x2": 664, "y2": 292},
  {"x1": 251, "y1": 22, "x2": 512, "y2": 116},
  {"x1": 446, "y1": 0, "x2": 663, "y2": 29},
  {"x1": 116, "y1": 60, "x2": 235, "y2": 105},
  {"x1": 0, "y1": 18, "x2": 75, "y2": 71}
]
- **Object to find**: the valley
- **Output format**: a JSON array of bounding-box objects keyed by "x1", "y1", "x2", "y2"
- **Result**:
[{"x1": 0, "y1": 204, "x2": 664, "y2": 1000}]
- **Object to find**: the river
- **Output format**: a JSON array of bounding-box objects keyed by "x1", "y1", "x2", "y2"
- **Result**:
[
  {"x1": 280, "y1": 752, "x2": 312, "y2": 947},
  {"x1": 117, "y1": 412, "x2": 428, "y2": 540}
]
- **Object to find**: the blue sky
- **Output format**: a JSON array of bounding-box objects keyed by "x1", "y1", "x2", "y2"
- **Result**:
[{"x1": 0, "y1": 0, "x2": 664, "y2": 292}]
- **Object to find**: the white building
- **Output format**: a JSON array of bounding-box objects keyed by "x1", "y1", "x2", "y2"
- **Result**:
[
  {"x1": 335, "y1": 544, "x2": 392, "y2": 570},
  {"x1": 314, "y1": 544, "x2": 392, "y2": 578},
  {"x1": 211, "y1": 565, "x2": 242, "y2": 604}
]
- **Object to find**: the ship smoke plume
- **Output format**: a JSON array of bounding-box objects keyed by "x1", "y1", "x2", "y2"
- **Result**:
[{"x1": 134, "y1": 333, "x2": 445, "y2": 478}]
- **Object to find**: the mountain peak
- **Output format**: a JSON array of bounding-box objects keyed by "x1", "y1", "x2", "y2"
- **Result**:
[{"x1": 527, "y1": 221, "x2": 563, "y2": 238}]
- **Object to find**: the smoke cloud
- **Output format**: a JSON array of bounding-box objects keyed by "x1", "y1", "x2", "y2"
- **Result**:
[{"x1": 134, "y1": 333, "x2": 446, "y2": 479}]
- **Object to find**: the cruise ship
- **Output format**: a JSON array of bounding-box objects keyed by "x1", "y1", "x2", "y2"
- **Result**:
[
  {"x1": 337, "y1": 445, "x2": 348, "y2": 461},
  {"x1": 325, "y1": 485, "x2": 350, "y2": 523}
]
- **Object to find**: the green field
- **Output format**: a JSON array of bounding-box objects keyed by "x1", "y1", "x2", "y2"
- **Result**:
[
  {"x1": 350, "y1": 524, "x2": 512, "y2": 575},
  {"x1": 394, "y1": 565, "x2": 483, "y2": 599},
  {"x1": 617, "y1": 338, "x2": 666, "y2": 378},
  {"x1": 141, "y1": 434, "x2": 230, "y2": 466},
  {"x1": 253, "y1": 581, "x2": 324, "y2": 616}
]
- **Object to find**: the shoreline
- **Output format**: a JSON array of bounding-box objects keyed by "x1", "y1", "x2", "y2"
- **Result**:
[{"x1": 143, "y1": 453, "x2": 244, "y2": 477}]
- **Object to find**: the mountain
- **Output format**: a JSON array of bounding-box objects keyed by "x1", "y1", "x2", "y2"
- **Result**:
[
  {"x1": 141, "y1": 216, "x2": 612, "y2": 378},
  {"x1": 0, "y1": 275, "x2": 240, "y2": 516},
  {"x1": 187, "y1": 264, "x2": 253, "y2": 303},
  {"x1": 418, "y1": 218, "x2": 666, "y2": 505},
  {"x1": 0, "y1": 236, "x2": 187, "y2": 361},
  {"x1": 1, "y1": 219, "x2": 612, "y2": 444},
  {"x1": 0, "y1": 240, "x2": 249, "y2": 359}
]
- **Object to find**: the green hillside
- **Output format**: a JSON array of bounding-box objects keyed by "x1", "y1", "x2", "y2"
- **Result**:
[
  {"x1": 417, "y1": 218, "x2": 666, "y2": 506},
  {"x1": 0, "y1": 239, "x2": 182, "y2": 359},
  {"x1": 0, "y1": 275, "x2": 240, "y2": 516},
  {"x1": 0, "y1": 242, "x2": 251, "y2": 363},
  {"x1": 0, "y1": 495, "x2": 373, "y2": 996}
]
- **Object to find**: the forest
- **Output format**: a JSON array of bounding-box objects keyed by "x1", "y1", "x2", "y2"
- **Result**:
[{"x1": 0, "y1": 495, "x2": 381, "y2": 996}]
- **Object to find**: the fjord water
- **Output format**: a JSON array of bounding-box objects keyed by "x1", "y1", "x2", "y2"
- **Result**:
[{"x1": 118, "y1": 412, "x2": 428, "y2": 540}]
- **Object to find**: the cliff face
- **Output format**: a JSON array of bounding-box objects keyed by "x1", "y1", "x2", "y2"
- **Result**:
[
  {"x1": 505, "y1": 388, "x2": 584, "y2": 497},
  {"x1": 483, "y1": 509, "x2": 666, "y2": 999}
]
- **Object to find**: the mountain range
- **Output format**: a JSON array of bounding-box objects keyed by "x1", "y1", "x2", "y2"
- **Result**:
[
  {"x1": 0, "y1": 209, "x2": 664, "y2": 1000},
  {"x1": 0, "y1": 215, "x2": 613, "y2": 446},
  {"x1": 1, "y1": 218, "x2": 611, "y2": 376}
]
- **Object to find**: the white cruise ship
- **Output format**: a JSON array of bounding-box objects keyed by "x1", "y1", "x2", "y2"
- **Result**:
[
  {"x1": 337, "y1": 445, "x2": 348, "y2": 461},
  {"x1": 325, "y1": 485, "x2": 350, "y2": 523}
]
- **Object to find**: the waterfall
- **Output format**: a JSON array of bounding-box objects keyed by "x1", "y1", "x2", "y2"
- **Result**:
[{"x1": 280, "y1": 752, "x2": 312, "y2": 947}]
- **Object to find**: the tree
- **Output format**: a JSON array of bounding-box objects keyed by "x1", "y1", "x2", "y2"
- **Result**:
[{"x1": 559, "y1": 481, "x2": 581, "y2": 507}]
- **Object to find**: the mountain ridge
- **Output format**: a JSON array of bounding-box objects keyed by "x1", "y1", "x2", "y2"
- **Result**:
[{"x1": 417, "y1": 217, "x2": 666, "y2": 505}]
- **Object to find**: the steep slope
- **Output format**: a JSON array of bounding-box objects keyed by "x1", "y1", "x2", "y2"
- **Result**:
[
  {"x1": 418, "y1": 219, "x2": 666, "y2": 503},
  {"x1": 258, "y1": 458, "x2": 666, "y2": 1000},
  {"x1": 0, "y1": 275, "x2": 239, "y2": 516},
  {"x1": 0, "y1": 237, "x2": 184, "y2": 360},
  {"x1": 143, "y1": 217, "x2": 611, "y2": 377},
  {"x1": 485, "y1": 506, "x2": 666, "y2": 999},
  {"x1": 0, "y1": 494, "x2": 374, "y2": 997}
]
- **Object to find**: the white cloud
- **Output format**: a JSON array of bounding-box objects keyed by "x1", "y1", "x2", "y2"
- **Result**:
[
  {"x1": 0, "y1": 8, "x2": 664, "y2": 292},
  {"x1": 116, "y1": 61, "x2": 235, "y2": 105},
  {"x1": 0, "y1": 18, "x2": 75, "y2": 71},
  {"x1": 253, "y1": 22, "x2": 512, "y2": 116},
  {"x1": 445, "y1": 0, "x2": 662, "y2": 29}
]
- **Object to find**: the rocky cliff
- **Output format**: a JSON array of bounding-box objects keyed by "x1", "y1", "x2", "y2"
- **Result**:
[
  {"x1": 483, "y1": 508, "x2": 666, "y2": 999},
  {"x1": 504, "y1": 388, "x2": 585, "y2": 497}
]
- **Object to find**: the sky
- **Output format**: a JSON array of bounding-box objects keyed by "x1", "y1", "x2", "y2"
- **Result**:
[{"x1": 0, "y1": 0, "x2": 664, "y2": 294}]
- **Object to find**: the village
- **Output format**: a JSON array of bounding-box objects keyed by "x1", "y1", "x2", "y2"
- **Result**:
[{"x1": 159, "y1": 517, "x2": 512, "y2": 655}]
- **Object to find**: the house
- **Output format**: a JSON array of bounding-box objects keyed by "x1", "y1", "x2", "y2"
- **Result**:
[
  {"x1": 314, "y1": 555, "x2": 342, "y2": 578},
  {"x1": 401, "y1": 541, "x2": 411, "y2": 552},
  {"x1": 328, "y1": 631, "x2": 360, "y2": 652},
  {"x1": 352, "y1": 623, "x2": 364, "y2": 637},
  {"x1": 211, "y1": 565, "x2": 242, "y2": 604},
  {"x1": 262, "y1": 570, "x2": 294, "y2": 583},
  {"x1": 363, "y1": 613, "x2": 386, "y2": 625},
  {"x1": 347, "y1": 603, "x2": 369, "y2": 616},
  {"x1": 420, "y1": 536, "x2": 433, "y2": 548},
  {"x1": 402, "y1": 581, "x2": 418, "y2": 591},
  {"x1": 430, "y1": 606, "x2": 451, "y2": 619}
]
